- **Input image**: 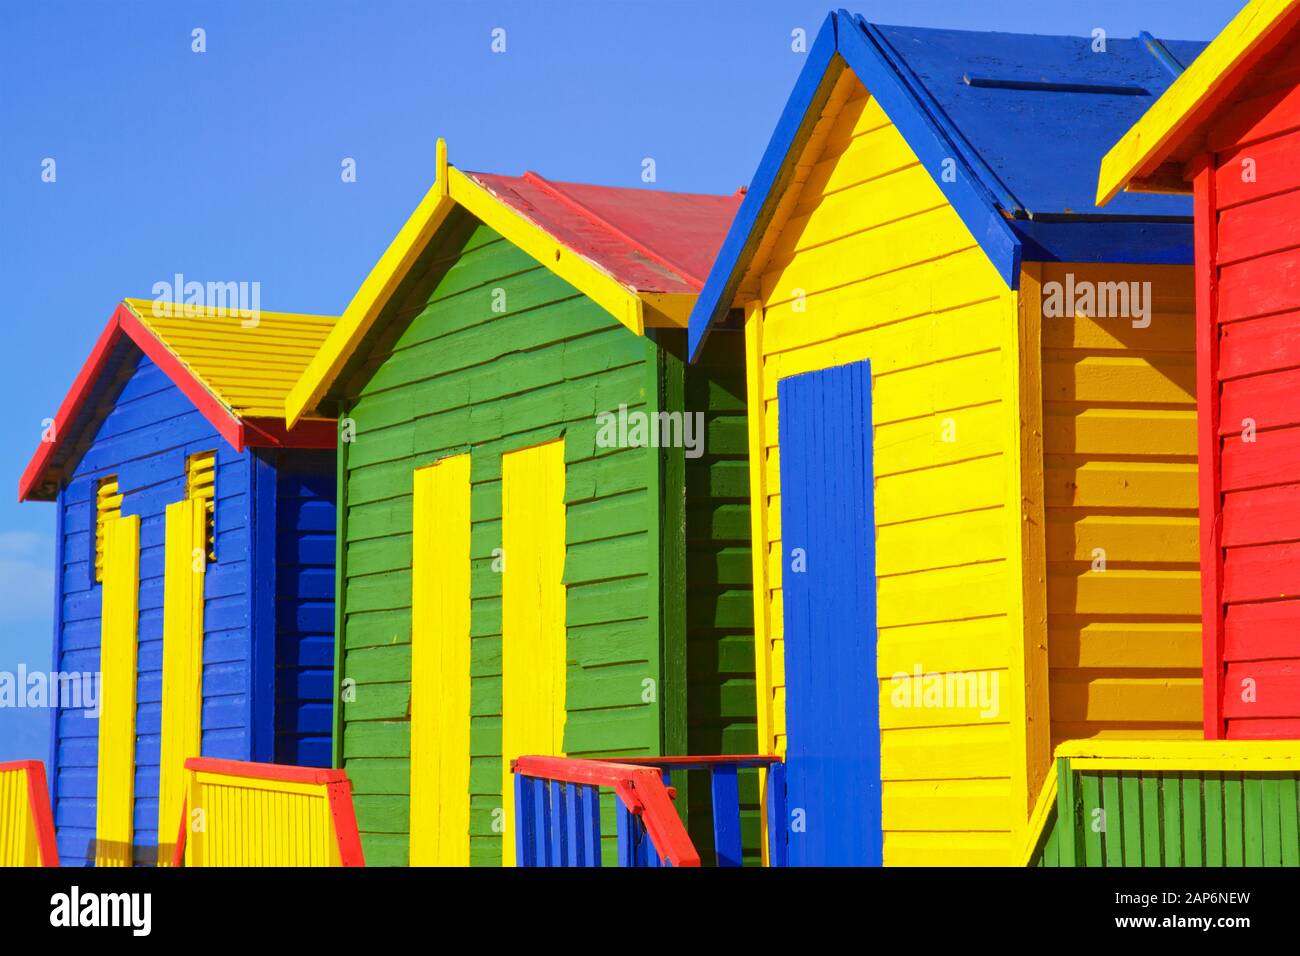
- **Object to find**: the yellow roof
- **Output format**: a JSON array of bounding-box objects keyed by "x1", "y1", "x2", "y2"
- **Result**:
[
  {"x1": 123, "y1": 298, "x2": 338, "y2": 421},
  {"x1": 1098, "y1": 0, "x2": 1300, "y2": 204}
]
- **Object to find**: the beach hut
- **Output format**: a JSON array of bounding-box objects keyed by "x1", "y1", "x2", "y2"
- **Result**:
[
  {"x1": 1099, "y1": 0, "x2": 1300, "y2": 741},
  {"x1": 285, "y1": 141, "x2": 754, "y2": 866},
  {"x1": 687, "y1": 12, "x2": 1208, "y2": 865},
  {"x1": 19, "y1": 299, "x2": 339, "y2": 866}
]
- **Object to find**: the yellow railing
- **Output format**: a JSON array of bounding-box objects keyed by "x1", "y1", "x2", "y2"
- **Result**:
[{"x1": 171, "y1": 758, "x2": 365, "y2": 867}]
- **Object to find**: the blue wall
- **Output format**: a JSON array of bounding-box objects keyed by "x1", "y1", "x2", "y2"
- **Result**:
[
  {"x1": 272, "y1": 450, "x2": 336, "y2": 769},
  {"x1": 51, "y1": 348, "x2": 336, "y2": 865}
]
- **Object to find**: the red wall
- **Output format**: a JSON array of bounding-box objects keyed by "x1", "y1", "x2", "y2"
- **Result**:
[{"x1": 1200, "y1": 69, "x2": 1300, "y2": 739}]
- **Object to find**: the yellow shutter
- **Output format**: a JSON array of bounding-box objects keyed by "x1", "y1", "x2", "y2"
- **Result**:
[
  {"x1": 409, "y1": 454, "x2": 472, "y2": 867},
  {"x1": 157, "y1": 499, "x2": 207, "y2": 865},
  {"x1": 500, "y1": 439, "x2": 567, "y2": 867},
  {"x1": 186, "y1": 451, "x2": 217, "y2": 562},
  {"x1": 94, "y1": 477, "x2": 122, "y2": 583},
  {"x1": 95, "y1": 514, "x2": 140, "y2": 867}
]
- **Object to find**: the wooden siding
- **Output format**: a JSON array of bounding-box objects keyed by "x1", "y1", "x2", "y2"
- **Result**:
[
  {"x1": 746, "y1": 74, "x2": 1027, "y2": 865},
  {"x1": 1038, "y1": 262, "x2": 1203, "y2": 743},
  {"x1": 684, "y1": 328, "x2": 759, "y2": 863},
  {"x1": 273, "y1": 450, "x2": 337, "y2": 768},
  {"x1": 1205, "y1": 86, "x2": 1300, "y2": 738},
  {"x1": 54, "y1": 353, "x2": 253, "y2": 867},
  {"x1": 337, "y1": 211, "x2": 663, "y2": 867},
  {"x1": 1201, "y1": 76, "x2": 1300, "y2": 738}
]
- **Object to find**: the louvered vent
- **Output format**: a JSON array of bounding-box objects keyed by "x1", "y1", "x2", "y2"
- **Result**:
[
  {"x1": 95, "y1": 477, "x2": 122, "y2": 583},
  {"x1": 187, "y1": 451, "x2": 217, "y2": 562}
]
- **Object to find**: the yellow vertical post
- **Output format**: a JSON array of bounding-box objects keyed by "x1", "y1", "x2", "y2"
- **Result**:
[
  {"x1": 409, "y1": 454, "x2": 473, "y2": 866},
  {"x1": 500, "y1": 439, "x2": 567, "y2": 866},
  {"x1": 157, "y1": 500, "x2": 207, "y2": 865},
  {"x1": 95, "y1": 514, "x2": 141, "y2": 867}
]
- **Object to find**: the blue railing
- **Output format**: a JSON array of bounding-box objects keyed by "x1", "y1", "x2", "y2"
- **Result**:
[{"x1": 511, "y1": 754, "x2": 784, "y2": 867}]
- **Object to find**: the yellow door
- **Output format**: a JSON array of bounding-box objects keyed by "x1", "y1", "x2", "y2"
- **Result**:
[
  {"x1": 95, "y1": 514, "x2": 141, "y2": 867},
  {"x1": 409, "y1": 454, "x2": 472, "y2": 866},
  {"x1": 500, "y1": 439, "x2": 567, "y2": 866},
  {"x1": 157, "y1": 499, "x2": 207, "y2": 865}
]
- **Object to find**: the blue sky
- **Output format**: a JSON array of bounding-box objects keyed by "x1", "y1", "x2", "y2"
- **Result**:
[{"x1": 0, "y1": 0, "x2": 1244, "y2": 762}]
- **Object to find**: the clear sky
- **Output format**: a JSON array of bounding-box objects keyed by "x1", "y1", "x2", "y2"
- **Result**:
[{"x1": 0, "y1": 0, "x2": 1245, "y2": 762}]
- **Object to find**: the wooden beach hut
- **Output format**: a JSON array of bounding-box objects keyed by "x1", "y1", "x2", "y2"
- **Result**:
[
  {"x1": 285, "y1": 141, "x2": 754, "y2": 866},
  {"x1": 19, "y1": 299, "x2": 339, "y2": 866},
  {"x1": 1099, "y1": 0, "x2": 1300, "y2": 741},
  {"x1": 687, "y1": 13, "x2": 1208, "y2": 865}
]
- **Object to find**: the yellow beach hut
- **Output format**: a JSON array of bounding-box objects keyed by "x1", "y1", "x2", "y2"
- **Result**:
[{"x1": 688, "y1": 12, "x2": 1208, "y2": 865}]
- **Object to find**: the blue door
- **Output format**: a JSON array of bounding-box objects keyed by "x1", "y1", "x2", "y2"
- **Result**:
[{"x1": 777, "y1": 359, "x2": 881, "y2": 866}]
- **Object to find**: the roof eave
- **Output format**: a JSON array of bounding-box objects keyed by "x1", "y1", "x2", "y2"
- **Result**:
[
  {"x1": 19, "y1": 301, "x2": 262, "y2": 503},
  {"x1": 1097, "y1": 0, "x2": 1300, "y2": 206},
  {"x1": 285, "y1": 139, "x2": 683, "y2": 427},
  {"x1": 686, "y1": 9, "x2": 1025, "y2": 363}
]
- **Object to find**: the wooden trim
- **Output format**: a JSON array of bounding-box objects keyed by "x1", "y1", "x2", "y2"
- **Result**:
[
  {"x1": 46, "y1": 490, "x2": 65, "y2": 812},
  {"x1": 1010, "y1": 267, "x2": 1052, "y2": 828},
  {"x1": 1019, "y1": 763, "x2": 1059, "y2": 866},
  {"x1": 1055, "y1": 738, "x2": 1300, "y2": 771},
  {"x1": 118, "y1": 304, "x2": 247, "y2": 451},
  {"x1": 1193, "y1": 155, "x2": 1226, "y2": 739},
  {"x1": 449, "y1": 168, "x2": 646, "y2": 335},
  {"x1": 242, "y1": 417, "x2": 338, "y2": 450},
  {"x1": 649, "y1": 330, "x2": 688, "y2": 765},
  {"x1": 1097, "y1": 0, "x2": 1300, "y2": 204},
  {"x1": 249, "y1": 452, "x2": 278, "y2": 762},
  {"x1": 182, "y1": 756, "x2": 352, "y2": 785},
  {"x1": 286, "y1": 164, "x2": 457, "y2": 427},
  {"x1": 19, "y1": 313, "x2": 125, "y2": 502},
  {"x1": 326, "y1": 779, "x2": 367, "y2": 867},
  {"x1": 742, "y1": 301, "x2": 775, "y2": 864},
  {"x1": 331, "y1": 417, "x2": 348, "y2": 770}
]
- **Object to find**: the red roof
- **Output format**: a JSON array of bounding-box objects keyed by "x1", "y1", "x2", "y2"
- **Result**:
[{"x1": 464, "y1": 171, "x2": 744, "y2": 295}]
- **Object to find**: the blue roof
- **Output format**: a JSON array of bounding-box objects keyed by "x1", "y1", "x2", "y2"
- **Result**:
[
  {"x1": 687, "y1": 11, "x2": 1209, "y2": 361},
  {"x1": 869, "y1": 23, "x2": 1207, "y2": 219}
]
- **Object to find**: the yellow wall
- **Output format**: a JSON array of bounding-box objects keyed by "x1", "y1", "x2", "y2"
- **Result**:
[
  {"x1": 410, "y1": 455, "x2": 473, "y2": 866},
  {"x1": 744, "y1": 74, "x2": 1035, "y2": 865},
  {"x1": 1037, "y1": 262, "x2": 1201, "y2": 741},
  {"x1": 157, "y1": 500, "x2": 207, "y2": 865},
  {"x1": 95, "y1": 514, "x2": 141, "y2": 868},
  {"x1": 500, "y1": 439, "x2": 567, "y2": 866}
]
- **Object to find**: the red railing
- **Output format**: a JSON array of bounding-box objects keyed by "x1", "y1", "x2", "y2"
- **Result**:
[{"x1": 511, "y1": 755, "x2": 782, "y2": 867}]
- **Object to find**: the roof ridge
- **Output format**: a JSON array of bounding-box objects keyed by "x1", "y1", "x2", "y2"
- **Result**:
[
  {"x1": 858, "y1": 16, "x2": 1024, "y2": 216},
  {"x1": 520, "y1": 170, "x2": 707, "y2": 289}
]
